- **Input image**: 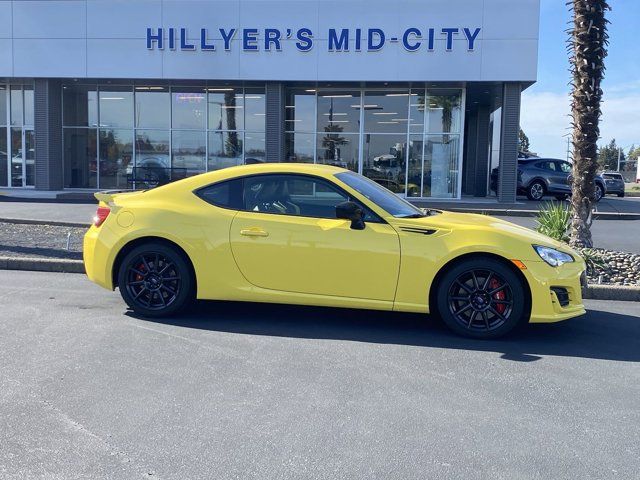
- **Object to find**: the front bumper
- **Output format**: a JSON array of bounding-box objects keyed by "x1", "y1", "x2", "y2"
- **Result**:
[{"x1": 522, "y1": 260, "x2": 586, "y2": 323}]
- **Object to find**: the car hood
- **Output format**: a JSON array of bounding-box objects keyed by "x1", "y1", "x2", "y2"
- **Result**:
[{"x1": 399, "y1": 210, "x2": 574, "y2": 252}]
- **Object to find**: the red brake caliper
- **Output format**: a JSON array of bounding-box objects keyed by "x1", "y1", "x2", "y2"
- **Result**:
[
  {"x1": 136, "y1": 263, "x2": 146, "y2": 282},
  {"x1": 490, "y1": 278, "x2": 506, "y2": 314}
]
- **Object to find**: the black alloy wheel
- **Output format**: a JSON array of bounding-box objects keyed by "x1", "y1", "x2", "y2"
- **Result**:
[
  {"x1": 118, "y1": 242, "x2": 193, "y2": 317},
  {"x1": 436, "y1": 258, "x2": 527, "y2": 339},
  {"x1": 594, "y1": 184, "x2": 604, "y2": 202}
]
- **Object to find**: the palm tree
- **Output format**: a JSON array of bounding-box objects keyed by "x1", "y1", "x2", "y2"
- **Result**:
[{"x1": 568, "y1": 0, "x2": 610, "y2": 248}]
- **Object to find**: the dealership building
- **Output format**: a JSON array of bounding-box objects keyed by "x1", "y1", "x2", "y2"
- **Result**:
[{"x1": 0, "y1": 0, "x2": 539, "y2": 203}]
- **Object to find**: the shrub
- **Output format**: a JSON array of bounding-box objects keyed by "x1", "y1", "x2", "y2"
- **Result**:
[{"x1": 536, "y1": 201, "x2": 571, "y2": 242}]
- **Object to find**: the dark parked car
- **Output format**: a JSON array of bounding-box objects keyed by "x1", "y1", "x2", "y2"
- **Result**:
[
  {"x1": 491, "y1": 158, "x2": 606, "y2": 202},
  {"x1": 599, "y1": 172, "x2": 625, "y2": 197}
]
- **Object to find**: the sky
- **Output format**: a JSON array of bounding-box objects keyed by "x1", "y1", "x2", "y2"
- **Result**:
[{"x1": 520, "y1": 0, "x2": 640, "y2": 160}]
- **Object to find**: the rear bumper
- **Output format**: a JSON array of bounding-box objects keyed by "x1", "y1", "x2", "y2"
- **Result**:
[
  {"x1": 83, "y1": 224, "x2": 117, "y2": 290},
  {"x1": 522, "y1": 260, "x2": 586, "y2": 323}
]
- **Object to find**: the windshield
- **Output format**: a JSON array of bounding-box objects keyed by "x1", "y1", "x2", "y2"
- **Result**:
[{"x1": 335, "y1": 171, "x2": 426, "y2": 218}]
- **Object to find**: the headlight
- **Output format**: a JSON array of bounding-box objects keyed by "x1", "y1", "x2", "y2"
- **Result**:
[{"x1": 533, "y1": 245, "x2": 575, "y2": 267}]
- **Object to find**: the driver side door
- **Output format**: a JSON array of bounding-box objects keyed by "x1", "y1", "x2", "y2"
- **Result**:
[{"x1": 229, "y1": 174, "x2": 401, "y2": 301}]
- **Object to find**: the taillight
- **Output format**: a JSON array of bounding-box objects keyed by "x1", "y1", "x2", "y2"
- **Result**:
[{"x1": 93, "y1": 206, "x2": 110, "y2": 227}]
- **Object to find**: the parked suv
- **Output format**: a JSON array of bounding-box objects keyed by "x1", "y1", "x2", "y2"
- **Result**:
[
  {"x1": 599, "y1": 172, "x2": 625, "y2": 197},
  {"x1": 491, "y1": 158, "x2": 606, "y2": 201}
]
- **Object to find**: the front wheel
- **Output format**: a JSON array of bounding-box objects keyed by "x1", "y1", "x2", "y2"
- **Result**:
[
  {"x1": 117, "y1": 242, "x2": 193, "y2": 317},
  {"x1": 617, "y1": 192, "x2": 625, "y2": 198},
  {"x1": 435, "y1": 258, "x2": 528, "y2": 339}
]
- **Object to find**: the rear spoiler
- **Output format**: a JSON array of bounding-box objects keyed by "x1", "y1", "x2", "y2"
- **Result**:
[{"x1": 94, "y1": 189, "x2": 143, "y2": 205}]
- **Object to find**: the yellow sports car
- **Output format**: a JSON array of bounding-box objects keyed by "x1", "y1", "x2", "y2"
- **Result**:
[{"x1": 84, "y1": 163, "x2": 586, "y2": 339}]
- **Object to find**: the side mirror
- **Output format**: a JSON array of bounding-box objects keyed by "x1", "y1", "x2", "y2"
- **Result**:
[{"x1": 336, "y1": 201, "x2": 365, "y2": 230}]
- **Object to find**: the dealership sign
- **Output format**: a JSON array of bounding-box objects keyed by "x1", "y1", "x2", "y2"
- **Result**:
[{"x1": 146, "y1": 27, "x2": 482, "y2": 53}]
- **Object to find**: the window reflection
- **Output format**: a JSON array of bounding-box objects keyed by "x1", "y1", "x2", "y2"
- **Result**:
[
  {"x1": 172, "y1": 130, "x2": 206, "y2": 177},
  {"x1": 285, "y1": 132, "x2": 314, "y2": 163},
  {"x1": 23, "y1": 87, "x2": 34, "y2": 126},
  {"x1": 316, "y1": 91, "x2": 360, "y2": 133},
  {"x1": 134, "y1": 130, "x2": 170, "y2": 186},
  {"x1": 426, "y1": 89, "x2": 462, "y2": 133},
  {"x1": 172, "y1": 88, "x2": 206, "y2": 129},
  {"x1": 63, "y1": 128, "x2": 97, "y2": 188},
  {"x1": 316, "y1": 132, "x2": 359, "y2": 172},
  {"x1": 135, "y1": 87, "x2": 170, "y2": 128},
  {"x1": 208, "y1": 131, "x2": 242, "y2": 171},
  {"x1": 424, "y1": 134, "x2": 460, "y2": 198},
  {"x1": 99, "y1": 129, "x2": 133, "y2": 189},
  {"x1": 0, "y1": 127, "x2": 6, "y2": 187},
  {"x1": 244, "y1": 88, "x2": 265, "y2": 132},
  {"x1": 208, "y1": 88, "x2": 242, "y2": 130},
  {"x1": 285, "y1": 89, "x2": 315, "y2": 132},
  {"x1": 362, "y1": 134, "x2": 407, "y2": 195},
  {"x1": 0, "y1": 85, "x2": 6, "y2": 124},
  {"x1": 363, "y1": 91, "x2": 410, "y2": 134},
  {"x1": 10, "y1": 86, "x2": 23, "y2": 126},
  {"x1": 99, "y1": 88, "x2": 134, "y2": 128},
  {"x1": 63, "y1": 85, "x2": 98, "y2": 127},
  {"x1": 244, "y1": 133, "x2": 265, "y2": 164}
]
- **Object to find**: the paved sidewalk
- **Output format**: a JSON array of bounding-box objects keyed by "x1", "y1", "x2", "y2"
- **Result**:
[{"x1": 0, "y1": 201, "x2": 96, "y2": 225}]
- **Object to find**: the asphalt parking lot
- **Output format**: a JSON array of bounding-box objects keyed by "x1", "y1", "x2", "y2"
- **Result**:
[{"x1": 1, "y1": 271, "x2": 638, "y2": 479}]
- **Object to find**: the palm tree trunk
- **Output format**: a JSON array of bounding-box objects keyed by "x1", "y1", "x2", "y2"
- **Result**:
[{"x1": 568, "y1": 0, "x2": 610, "y2": 248}]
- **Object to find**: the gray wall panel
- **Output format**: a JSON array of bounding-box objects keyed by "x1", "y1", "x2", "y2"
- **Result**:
[
  {"x1": 34, "y1": 79, "x2": 63, "y2": 190},
  {"x1": 497, "y1": 83, "x2": 521, "y2": 203},
  {"x1": 474, "y1": 105, "x2": 490, "y2": 197},
  {"x1": 265, "y1": 82, "x2": 285, "y2": 163}
]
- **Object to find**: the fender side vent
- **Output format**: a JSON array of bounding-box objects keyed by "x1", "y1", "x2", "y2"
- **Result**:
[{"x1": 399, "y1": 226, "x2": 437, "y2": 235}]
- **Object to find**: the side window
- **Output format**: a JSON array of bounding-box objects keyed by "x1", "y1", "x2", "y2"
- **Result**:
[
  {"x1": 242, "y1": 174, "x2": 379, "y2": 221},
  {"x1": 558, "y1": 161, "x2": 572, "y2": 173},
  {"x1": 196, "y1": 178, "x2": 243, "y2": 209},
  {"x1": 543, "y1": 161, "x2": 556, "y2": 171}
]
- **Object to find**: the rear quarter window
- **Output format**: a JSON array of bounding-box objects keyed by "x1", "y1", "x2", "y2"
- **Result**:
[{"x1": 195, "y1": 179, "x2": 243, "y2": 209}]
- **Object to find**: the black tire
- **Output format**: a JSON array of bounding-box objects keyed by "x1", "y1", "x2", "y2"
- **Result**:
[
  {"x1": 594, "y1": 184, "x2": 604, "y2": 202},
  {"x1": 117, "y1": 242, "x2": 193, "y2": 317},
  {"x1": 435, "y1": 258, "x2": 528, "y2": 339},
  {"x1": 618, "y1": 192, "x2": 625, "y2": 198},
  {"x1": 555, "y1": 194, "x2": 568, "y2": 201},
  {"x1": 526, "y1": 181, "x2": 546, "y2": 201}
]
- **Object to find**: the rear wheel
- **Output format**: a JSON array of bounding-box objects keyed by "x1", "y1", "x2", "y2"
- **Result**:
[
  {"x1": 594, "y1": 184, "x2": 604, "y2": 202},
  {"x1": 526, "y1": 181, "x2": 546, "y2": 201},
  {"x1": 117, "y1": 242, "x2": 193, "y2": 317},
  {"x1": 435, "y1": 258, "x2": 527, "y2": 339},
  {"x1": 618, "y1": 191, "x2": 625, "y2": 198}
]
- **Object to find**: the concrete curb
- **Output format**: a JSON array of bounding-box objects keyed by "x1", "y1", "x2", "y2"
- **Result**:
[
  {"x1": 582, "y1": 284, "x2": 640, "y2": 302},
  {"x1": 0, "y1": 257, "x2": 85, "y2": 274},
  {"x1": 0, "y1": 217, "x2": 90, "y2": 228}
]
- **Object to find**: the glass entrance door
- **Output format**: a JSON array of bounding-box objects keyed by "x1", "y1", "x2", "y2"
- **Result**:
[{"x1": 10, "y1": 128, "x2": 35, "y2": 187}]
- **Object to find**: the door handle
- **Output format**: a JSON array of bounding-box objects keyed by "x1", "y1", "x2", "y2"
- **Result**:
[{"x1": 240, "y1": 228, "x2": 269, "y2": 237}]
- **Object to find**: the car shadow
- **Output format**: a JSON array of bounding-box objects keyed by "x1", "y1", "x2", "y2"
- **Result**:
[{"x1": 126, "y1": 300, "x2": 640, "y2": 363}]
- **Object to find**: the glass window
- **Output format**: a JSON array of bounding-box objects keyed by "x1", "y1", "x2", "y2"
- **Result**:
[
  {"x1": 244, "y1": 88, "x2": 265, "y2": 132},
  {"x1": 99, "y1": 87, "x2": 134, "y2": 128},
  {"x1": 208, "y1": 87, "x2": 243, "y2": 130},
  {"x1": 196, "y1": 179, "x2": 243, "y2": 209},
  {"x1": 99, "y1": 129, "x2": 133, "y2": 189},
  {"x1": 244, "y1": 133, "x2": 265, "y2": 164},
  {"x1": 172, "y1": 130, "x2": 206, "y2": 177},
  {"x1": 409, "y1": 89, "x2": 426, "y2": 133},
  {"x1": 10, "y1": 128, "x2": 22, "y2": 186},
  {"x1": 10, "y1": 86, "x2": 23, "y2": 126},
  {"x1": 23, "y1": 86, "x2": 34, "y2": 126},
  {"x1": 25, "y1": 129, "x2": 35, "y2": 186},
  {"x1": 316, "y1": 132, "x2": 359, "y2": 172},
  {"x1": 285, "y1": 89, "x2": 316, "y2": 132},
  {"x1": 173, "y1": 88, "x2": 206, "y2": 129},
  {"x1": 336, "y1": 171, "x2": 425, "y2": 218},
  {"x1": 135, "y1": 129, "x2": 170, "y2": 184},
  {"x1": 208, "y1": 131, "x2": 242, "y2": 171},
  {"x1": 63, "y1": 128, "x2": 97, "y2": 188},
  {"x1": 0, "y1": 127, "x2": 6, "y2": 186},
  {"x1": 317, "y1": 91, "x2": 360, "y2": 134},
  {"x1": 406, "y1": 135, "x2": 425, "y2": 197},
  {"x1": 426, "y1": 89, "x2": 462, "y2": 134},
  {"x1": 424, "y1": 134, "x2": 460, "y2": 198},
  {"x1": 0, "y1": 86, "x2": 6, "y2": 125},
  {"x1": 242, "y1": 174, "x2": 349, "y2": 219},
  {"x1": 361, "y1": 133, "x2": 407, "y2": 194},
  {"x1": 63, "y1": 85, "x2": 98, "y2": 127},
  {"x1": 135, "y1": 87, "x2": 170, "y2": 128},
  {"x1": 558, "y1": 161, "x2": 572, "y2": 173},
  {"x1": 285, "y1": 132, "x2": 314, "y2": 163},
  {"x1": 363, "y1": 91, "x2": 410, "y2": 134}
]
